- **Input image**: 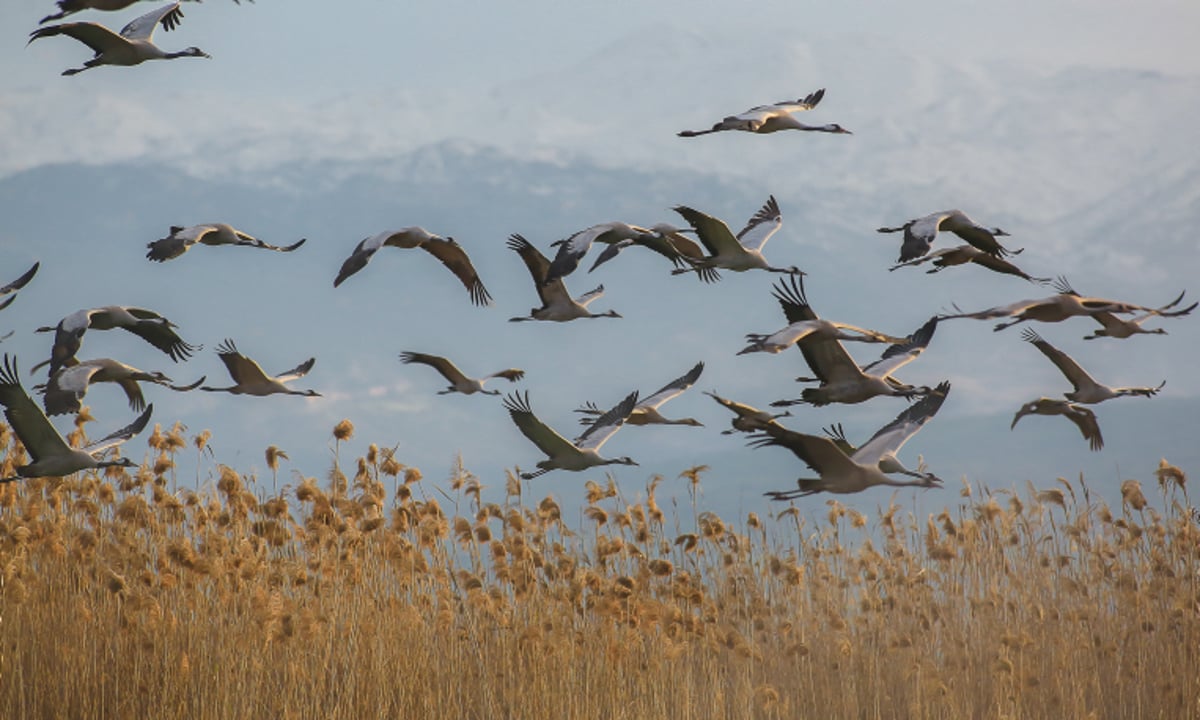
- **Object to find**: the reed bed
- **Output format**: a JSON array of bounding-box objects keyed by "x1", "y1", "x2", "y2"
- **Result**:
[{"x1": 0, "y1": 416, "x2": 1197, "y2": 719}]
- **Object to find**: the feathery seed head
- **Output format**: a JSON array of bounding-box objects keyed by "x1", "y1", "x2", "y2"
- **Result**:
[
  {"x1": 332, "y1": 419, "x2": 354, "y2": 441},
  {"x1": 1121, "y1": 480, "x2": 1148, "y2": 511}
]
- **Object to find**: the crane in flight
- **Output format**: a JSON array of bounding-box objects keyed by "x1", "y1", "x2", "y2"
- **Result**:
[
  {"x1": 1011, "y1": 398, "x2": 1104, "y2": 452},
  {"x1": 889, "y1": 244, "x2": 1049, "y2": 284},
  {"x1": 200, "y1": 340, "x2": 319, "y2": 397},
  {"x1": 754, "y1": 381, "x2": 951, "y2": 498},
  {"x1": 575, "y1": 361, "x2": 705, "y2": 428},
  {"x1": 1081, "y1": 290, "x2": 1197, "y2": 340},
  {"x1": 677, "y1": 88, "x2": 851, "y2": 137},
  {"x1": 669, "y1": 196, "x2": 803, "y2": 280},
  {"x1": 507, "y1": 234, "x2": 622, "y2": 322},
  {"x1": 147, "y1": 224, "x2": 305, "y2": 262},
  {"x1": 504, "y1": 390, "x2": 639, "y2": 479},
  {"x1": 37, "y1": 358, "x2": 204, "y2": 415},
  {"x1": 704, "y1": 391, "x2": 791, "y2": 435},
  {"x1": 34, "y1": 305, "x2": 199, "y2": 378},
  {"x1": 938, "y1": 277, "x2": 1160, "y2": 331},
  {"x1": 29, "y1": 2, "x2": 211, "y2": 76},
  {"x1": 877, "y1": 209, "x2": 1014, "y2": 262},
  {"x1": 334, "y1": 228, "x2": 492, "y2": 306},
  {"x1": 1021, "y1": 329, "x2": 1164, "y2": 403},
  {"x1": 399, "y1": 351, "x2": 524, "y2": 396},
  {"x1": 0, "y1": 354, "x2": 151, "y2": 483}
]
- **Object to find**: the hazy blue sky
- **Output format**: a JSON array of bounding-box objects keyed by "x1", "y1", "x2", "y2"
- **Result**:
[
  {"x1": 1, "y1": 0, "x2": 1198, "y2": 517},
  {"x1": 4, "y1": 0, "x2": 1200, "y2": 175}
]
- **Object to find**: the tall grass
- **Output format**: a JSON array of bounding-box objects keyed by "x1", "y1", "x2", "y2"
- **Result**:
[{"x1": 1, "y1": 416, "x2": 1197, "y2": 719}]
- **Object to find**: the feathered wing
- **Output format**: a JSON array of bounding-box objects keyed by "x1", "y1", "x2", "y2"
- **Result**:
[
  {"x1": 1, "y1": 263, "x2": 39, "y2": 296},
  {"x1": 41, "y1": 363, "x2": 102, "y2": 415},
  {"x1": 938, "y1": 297, "x2": 1048, "y2": 322},
  {"x1": 545, "y1": 224, "x2": 634, "y2": 285},
  {"x1": 84, "y1": 404, "x2": 153, "y2": 455},
  {"x1": 897, "y1": 224, "x2": 933, "y2": 262},
  {"x1": 822, "y1": 423, "x2": 857, "y2": 456},
  {"x1": 639, "y1": 361, "x2": 704, "y2": 410},
  {"x1": 420, "y1": 236, "x2": 492, "y2": 306},
  {"x1": 1021, "y1": 328, "x2": 1097, "y2": 393},
  {"x1": 0, "y1": 355, "x2": 74, "y2": 463},
  {"x1": 736, "y1": 196, "x2": 782, "y2": 252},
  {"x1": 749, "y1": 424, "x2": 856, "y2": 476},
  {"x1": 852, "y1": 381, "x2": 951, "y2": 466},
  {"x1": 121, "y1": 314, "x2": 199, "y2": 362},
  {"x1": 29, "y1": 22, "x2": 125, "y2": 54},
  {"x1": 773, "y1": 274, "x2": 819, "y2": 324},
  {"x1": 573, "y1": 284, "x2": 606, "y2": 307},
  {"x1": 1062, "y1": 405, "x2": 1104, "y2": 451},
  {"x1": 966, "y1": 250, "x2": 1048, "y2": 283},
  {"x1": 575, "y1": 391, "x2": 638, "y2": 451},
  {"x1": 146, "y1": 234, "x2": 192, "y2": 262},
  {"x1": 878, "y1": 215, "x2": 935, "y2": 262},
  {"x1": 274, "y1": 357, "x2": 315, "y2": 383},
  {"x1": 333, "y1": 237, "x2": 377, "y2": 287},
  {"x1": 795, "y1": 331, "x2": 862, "y2": 386},
  {"x1": 945, "y1": 212, "x2": 1011, "y2": 258},
  {"x1": 255, "y1": 237, "x2": 306, "y2": 252},
  {"x1": 672, "y1": 205, "x2": 740, "y2": 258},
  {"x1": 860, "y1": 317, "x2": 938, "y2": 377},
  {"x1": 507, "y1": 233, "x2": 564, "y2": 307},
  {"x1": 214, "y1": 339, "x2": 272, "y2": 385},
  {"x1": 751, "y1": 88, "x2": 826, "y2": 114},
  {"x1": 503, "y1": 391, "x2": 579, "y2": 458},
  {"x1": 400, "y1": 352, "x2": 470, "y2": 386},
  {"x1": 120, "y1": 1, "x2": 183, "y2": 40}
]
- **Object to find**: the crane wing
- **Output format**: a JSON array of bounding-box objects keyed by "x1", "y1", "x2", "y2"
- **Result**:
[
  {"x1": 545, "y1": 224, "x2": 625, "y2": 285},
  {"x1": 42, "y1": 363, "x2": 102, "y2": 416},
  {"x1": 672, "y1": 205, "x2": 740, "y2": 257},
  {"x1": 29, "y1": 22, "x2": 125, "y2": 53},
  {"x1": 214, "y1": 339, "x2": 272, "y2": 385},
  {"x1": 1021, "y1": 328, "x2": 1096, "y2": 392},
  {"x1": 772, "y1": 275, "x2": 819, "y2": 324},
  {"x1": 122, "y1": 316, "x2": 199, "y2": 362},
  {"x1": 503, "y1": 391, "x2": 579, "y2": 458},
  {"x1": 749, "y1": 88, "x2": 825, "y2": 114},
  {"x1": 84, "y1": 404, "x2": 153, "y2": 455},
  {"x1": 120, "y1": 2, "x2": 183, "y2": 40},
  {"x1": 507, "y1": 233, "x2": 566, "y2": 307},
  {"x1": 748, "y1": 424, "x2": 856, "y2": 476},
  {"x1": 575, "y1": 390, "x2": 638, "y2": 451},
  {"x1": 275, "y1": 357, "x2": 315, "y2": 383},
  {"x1": 638, "y1": 361, "x2": 703, "y2": 410},
  {"x1": 333, "y1": 237, "x2": 379, "y2": 288},
  {"x1": 253, "y1": 237, "x2": 306, "y2": 252},
  {"x1": 795, "y1": 333, "x2": 862, "y2": 385},
  {"x1": 0, "y1": 355, "x2": 73, "y2": 463},
  {"x1": 860, "y1": 317, "x2": 937, "y2": 378},
  {"x1": 400, "y1": 352, "x2": 469, "y2": 386},
  {"x1": 1062, "y1": 404, "x2": 1104, "y2": 451},
  {"x1": 852, "y1": 381, "x2": 950, "y2": 466},
  {"x1": 420, "y1": 236, "x2": 492, "y2": 307},
  {"x1": 1, "y1": 262, "x2": 39, "y2": 296},
  {"x1": 735, "y1": 196, "x2": 782, "y2": 252}
]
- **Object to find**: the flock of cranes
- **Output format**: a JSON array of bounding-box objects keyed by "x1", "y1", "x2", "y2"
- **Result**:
[{"x1": 4, "y1": 1, "x2": 1195, "y2": 498}]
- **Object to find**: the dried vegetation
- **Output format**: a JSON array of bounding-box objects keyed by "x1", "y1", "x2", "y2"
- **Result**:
[{"x1": 1, "y1": 416, "x2": 1197, "y2": 719}]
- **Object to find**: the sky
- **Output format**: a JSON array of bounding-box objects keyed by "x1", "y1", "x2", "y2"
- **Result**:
[{"x1": 1, "y1": 0, "x2": 1198, "y2": 521}]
